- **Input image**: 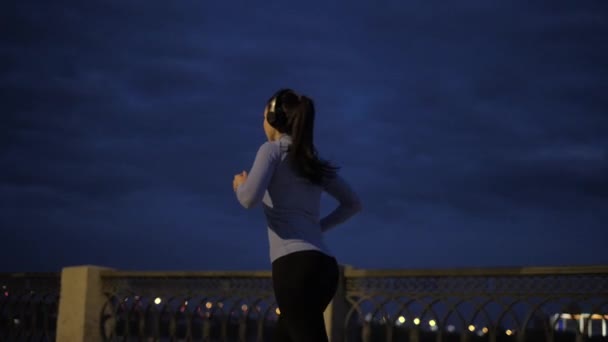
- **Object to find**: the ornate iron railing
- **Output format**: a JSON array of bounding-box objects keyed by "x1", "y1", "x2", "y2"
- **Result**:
[
  {"x1": 97, "y1": 266, "x2": 608, "y2": 342},
  {"x1": 343, "y1": 266, "x2": 608, "y2": 342},
  {"x1": 100, "y1": 271, "x2": 279, "y2": 341},
  {"x1": 0, "y1": 272, "x2": 61, "y2": 341},
  {"x1": 1, "y1": 266, "x2": 606, "y2": 341}
]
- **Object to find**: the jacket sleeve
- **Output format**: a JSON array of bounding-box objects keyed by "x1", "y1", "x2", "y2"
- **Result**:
[{"x1": 236, "y1": 142, "x2": 279, "y2": 209}]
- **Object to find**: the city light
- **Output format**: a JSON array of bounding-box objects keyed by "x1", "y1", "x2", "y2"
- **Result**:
[
  {"x1": 398, "y1": 316, "x2": 406, "y2": 324},
  {"x1": 413, "y1": 318, "x2": 420, "y2": 325},
  {"x1": 154, "y1": 297, "x2": 162, "y2": 305},
  {"x1": 205, "y1": 302, "x2": 213, "y2": 309},
  {"x1": 241, "y1": 304, "x2": 248, "y2": 312},
  {"x1": 506, "y1": 329, "x2": 513, "y2": 336},
  {"x1": 429, "y1": 319, "x2": 436, "y2": 327},
  {"x1": 482, "y1": 327, "x2": 488, "y2": 334},
  {"x1": 275, "y1": 308, "x2": 281, "y2": 315},
  {"x1": 447, "y1": 325, "x2": 456, "y2": 333},
  {"x1": 468, "y1": 325, "x2": 475, "y2": 332}
]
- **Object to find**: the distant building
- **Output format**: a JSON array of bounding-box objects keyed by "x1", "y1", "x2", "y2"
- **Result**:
[{"x1": 550, "y1": 313, "x2": 607, "y2": 338}]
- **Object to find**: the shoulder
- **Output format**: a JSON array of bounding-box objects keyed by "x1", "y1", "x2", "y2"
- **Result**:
[{"x1": 256, "y1": 141, "x2": 282, "y2": 160}]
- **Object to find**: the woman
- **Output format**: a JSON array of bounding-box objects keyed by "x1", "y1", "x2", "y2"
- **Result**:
[{"x1": 232, "y1": 88, "x2": 362, "y2": 342}]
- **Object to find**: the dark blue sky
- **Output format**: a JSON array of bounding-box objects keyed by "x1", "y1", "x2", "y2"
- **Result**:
[{"x1": 1, "y1": 1, "x2": 607, "y2": 272}]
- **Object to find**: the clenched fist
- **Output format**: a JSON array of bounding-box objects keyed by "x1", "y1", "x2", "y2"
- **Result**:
[{"x1": 233, "y1": 170, "x2": 248, "y2": 192}]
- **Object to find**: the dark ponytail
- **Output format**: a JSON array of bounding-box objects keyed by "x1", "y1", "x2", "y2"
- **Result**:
[{"x1": 271, "y1": 90, "x2": 339, "y2": 184}]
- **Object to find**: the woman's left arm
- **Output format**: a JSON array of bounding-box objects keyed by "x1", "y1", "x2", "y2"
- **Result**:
[{"x1": 235, "y1": 142, "x2": 279, "y2": 208}]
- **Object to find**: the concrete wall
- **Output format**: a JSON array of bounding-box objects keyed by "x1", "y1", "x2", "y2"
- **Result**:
[{"x1": 56, "y1": 266, "x2": 113, "y2": 342}]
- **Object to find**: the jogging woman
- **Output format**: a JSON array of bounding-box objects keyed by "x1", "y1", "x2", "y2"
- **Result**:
[{"x1": 233, "y1": 88, "x2": 362, "y2": 341}]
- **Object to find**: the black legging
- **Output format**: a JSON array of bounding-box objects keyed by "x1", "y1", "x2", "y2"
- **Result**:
[{"x1": 272, "y1": 250, "x2": 339, "y2": 342}]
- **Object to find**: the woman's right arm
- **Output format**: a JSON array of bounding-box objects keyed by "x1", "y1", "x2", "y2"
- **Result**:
[{"x1": 320, "y1": 174, "x2": 362, "y2": 232}]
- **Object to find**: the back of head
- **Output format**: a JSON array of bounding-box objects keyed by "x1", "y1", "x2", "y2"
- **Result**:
[{"x1": 267, "y1": 88, "x2": 339, "y2": 185}]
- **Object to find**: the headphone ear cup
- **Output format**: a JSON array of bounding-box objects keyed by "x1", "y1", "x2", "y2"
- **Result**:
[
  {"x1": 267, "y1": 110, "x2": 286, "y2": 128},
  {"x1": 267, "y1": 90, "x2": 290, "y2": 129},
  {"x1": 267, "y1": 111, "x2": 277, "y2": 126}
]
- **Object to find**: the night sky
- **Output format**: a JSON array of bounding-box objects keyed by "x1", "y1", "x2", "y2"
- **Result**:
[{"x1": 1, "y1": 1, "x2": 607, "y2": 272}]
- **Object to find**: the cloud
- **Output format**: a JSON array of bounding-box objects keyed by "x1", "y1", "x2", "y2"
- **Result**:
[{"x1": 1, "y1": 0, "x2": 607, "y2": 271}]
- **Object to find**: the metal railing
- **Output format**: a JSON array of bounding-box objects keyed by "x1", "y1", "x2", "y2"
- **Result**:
[
  {"x1": 0, "y1": 272, "x2": 61, "y2": 341},
  {"x1": 343, "y1": 266, "x2": 608, "y2": 342},
  {"x1": 99, "y1": 271, "x2": 277, "y2": 341},
  {"x1": 1, "y1": 266, "x2": 607, "y2": 341}
]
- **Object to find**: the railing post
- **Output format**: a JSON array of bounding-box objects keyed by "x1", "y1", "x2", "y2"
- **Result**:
[
  {"x1": 56, "y1": 265, "x2": 113, "y2": 342},
  {"x1": 324, "y1": 264, "x2": 351, "y2": 342},
  {"x1": 488, "y1": 329, "x2": 497, "y2": 342},
  {"x1": 409, "y1": 327, "x2": 420, "y2": 342}
]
